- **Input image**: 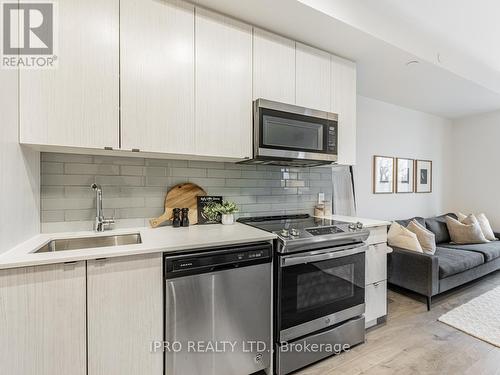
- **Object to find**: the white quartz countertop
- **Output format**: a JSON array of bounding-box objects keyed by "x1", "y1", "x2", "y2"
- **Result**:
[
  {"x1": 0, "y1": 214, "x2": 389, "y2": 270},
  {"x1": 0, "y1": 223, "x2": 277, "y2": 270},
  {"x1": 316, "y1": 214, "x2": 391, "y2": 228}
]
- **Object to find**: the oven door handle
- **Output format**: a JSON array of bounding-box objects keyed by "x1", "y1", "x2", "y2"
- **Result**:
[{"x1": 281, "y1": 245, "x2": 367, "y2": 267}]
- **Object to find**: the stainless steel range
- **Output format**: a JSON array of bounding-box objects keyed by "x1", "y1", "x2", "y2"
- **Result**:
[{"x1": 239, "y1": 214, "x2": 369, "y2": 375}]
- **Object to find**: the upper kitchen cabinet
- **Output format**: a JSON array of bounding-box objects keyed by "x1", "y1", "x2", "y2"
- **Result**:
[
  {"x1": 253, "y1": 28, "x2": 295, "y2": 104},
  {"x1": 295, "y1": 43, "x2": 331, "y2": 112},
  {"x1": 121, "y1": 0, "x2": 195, "y2": 154},
  {"x1": 19, "y1": 0, "x2": 119, "y2": 149},
  {"x1": 195, "y1": 8, "x2": 253, "y2": 159},
  {"x1": 332, "y1": 55, "x2": 357, "y2": 165}
]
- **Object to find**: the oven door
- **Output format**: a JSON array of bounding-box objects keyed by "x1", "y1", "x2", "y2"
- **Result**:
[
  {"x1": 277, "y1": 244, "x2": 366, "y2": 342},
  {"x1": 255, "y1": 99, "x2": 338, "y2": 163}
]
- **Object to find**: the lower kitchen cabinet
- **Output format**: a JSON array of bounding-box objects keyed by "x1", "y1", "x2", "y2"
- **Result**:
[
  {"x1": 365, "y1": 243, "x2": 388, "y2": 285},
  {"x1": 365, "y1": 281, "x2": 387, "y2": 324},
  {"x1": 0, "y1": 262, "x2": 87, "y2": 375},
  {"x1": 87, "y1": 253, "x2": 163, "y2": 375},
  {"x1": 364, "y1": 225, "x2": 389, "y2": 328}
]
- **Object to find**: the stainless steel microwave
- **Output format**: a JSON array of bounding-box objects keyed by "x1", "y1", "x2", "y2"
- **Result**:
[{"x1": 240, "y1": 99, "x2": 338, "y2": 167}]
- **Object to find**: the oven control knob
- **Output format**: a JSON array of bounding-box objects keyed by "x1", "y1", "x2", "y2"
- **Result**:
[
  {"x1": 356, "y1": 222, "x2": 364, "y2": 230},
  {"x1": 280, "y1": 229, "x2": 290, "y2": 237},
  {"x1": 290, "y1": 228, "x2": 300, "y2": 237},
  {"x1": 325, "y1": 317, "x2": 331, "y2": 325}
]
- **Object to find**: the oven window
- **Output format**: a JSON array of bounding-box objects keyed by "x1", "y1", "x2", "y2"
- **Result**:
[
  {"x1": 262, "y1": 115, "x2": 323, "y2": 151},
  {"x1": 296, "y1": 264, "x2": 354, "y2": 311},
  {"x1": 280, "y1": 252, "x2": 365, "y2": 331}
]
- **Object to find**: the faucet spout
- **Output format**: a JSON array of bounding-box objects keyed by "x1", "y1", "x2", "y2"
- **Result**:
[{"x1": 91, "y1": 184, "x2": 115, "y2": 232}]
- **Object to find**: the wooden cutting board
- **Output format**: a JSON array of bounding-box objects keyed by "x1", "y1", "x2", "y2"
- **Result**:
[{"x1": 149, "y1": 183, "x2": 206, "y2": 228}]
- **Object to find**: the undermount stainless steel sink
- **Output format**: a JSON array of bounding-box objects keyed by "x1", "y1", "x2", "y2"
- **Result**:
[{"x1": 35, "y1": 233, "x2": 142, "y2": 253}]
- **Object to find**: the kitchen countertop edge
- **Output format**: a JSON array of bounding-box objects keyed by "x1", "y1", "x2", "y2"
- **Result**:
[{"x1": 0, "y1": 223, "x2": 277, "y2": 270}]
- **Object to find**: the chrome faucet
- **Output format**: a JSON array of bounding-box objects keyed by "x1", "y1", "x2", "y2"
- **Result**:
[{"x1": 91, "y1": 183, "x2": 115, "y2": 232}]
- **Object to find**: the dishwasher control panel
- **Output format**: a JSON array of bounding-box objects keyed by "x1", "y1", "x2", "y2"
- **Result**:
[{"x1": 165, "y1": 242, "x2": 272, "y2": 278}]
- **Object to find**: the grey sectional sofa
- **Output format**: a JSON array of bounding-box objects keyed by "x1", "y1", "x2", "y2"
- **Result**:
[{"x1": 387, "y1": 213, "x2": 500, "y2": 310}]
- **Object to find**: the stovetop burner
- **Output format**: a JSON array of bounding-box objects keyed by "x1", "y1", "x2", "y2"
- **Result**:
[
  {"x1": 238, "y1": 214, "x2": 349, "y2": 236},
  {"x1": 238, "y1": 214, "x2": 369, "y2": 253}
]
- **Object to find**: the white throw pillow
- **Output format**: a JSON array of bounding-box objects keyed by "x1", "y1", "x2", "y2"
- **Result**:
[
  {"x1": 388, "y1": 222, "x2": 423, "y2": 253},
  {"x1": 476, "y1": 213, "x2": 497, "y2": 241},
  {"x1": 446, "y1": 215, "x2": 488, "y2": 244},
  {"x1": 456, "y1": 212, "x2": 497, "y2": 241},
  {"x1": 407, "y1": 220, "x2": 436, "y2": 255}
]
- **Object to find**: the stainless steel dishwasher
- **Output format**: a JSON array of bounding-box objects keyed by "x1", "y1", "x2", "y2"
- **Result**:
[{"x1": 164, "y1": 242, "x2": 272, "y2": 375}]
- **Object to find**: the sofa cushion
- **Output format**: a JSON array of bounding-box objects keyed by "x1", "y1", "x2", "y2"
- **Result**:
[
  {"x1": 435, "y1": 247, "x2": 484, "y2": 279},
  {"x1": 425, "y1": 213, "x2": 457, "y2": 244},
  {"x1": 396, "y1": 216, "x2": 425, "y2": 228},
  {"x1": 439, "y1": 242, "x2": 500, "y2": 262}
]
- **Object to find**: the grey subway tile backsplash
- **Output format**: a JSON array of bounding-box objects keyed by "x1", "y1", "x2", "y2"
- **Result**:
[
  {"x1": 40, "y1": 153, "x2": 333, "y2": 233},
  {"x1": 95, "y1": 175, "x2": 144, "y2": 186},
  {"x1": 120, "y1": 165, "x2": 144, "y2": 176},
  {"x1": 42, "y1": 153, "x2": 93, "y2": 163},
  {"x1": 64, "y1": 163, "x2": 120, "y2": 175},
  {"x1": 171, "y1": 167, "x2": 206, "y2": 178},
  {"x1": 42, "y1": 174, "x2": 95, "y2": 186},
  {"x1": 41, "y1": 162, "x2": 64, "y2": 174}
]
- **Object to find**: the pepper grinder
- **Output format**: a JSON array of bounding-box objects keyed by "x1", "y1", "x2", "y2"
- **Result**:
[
  {"x1": 172, "y1": 208, "x2": 181, "y2": 228},
  {"x1": 181, "y1": 208, "x2": 190, "y2": 227}
]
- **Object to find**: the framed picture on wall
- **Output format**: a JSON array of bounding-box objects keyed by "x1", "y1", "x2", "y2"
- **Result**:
[
  {"x1": 415, "y1": 160, "x2": 432, "y2": 193},
  {"x1": 396, "y1": 158, "x2": 414, "y2": 193},
  {"x1": 373, "y1": 156, "x2": 394, "y2": 194}
]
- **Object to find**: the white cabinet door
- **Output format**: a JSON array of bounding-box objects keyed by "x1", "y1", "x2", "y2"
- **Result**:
[
  {"x1": 195, "y1": 8, "x2": 252, "y2": 159},
  {"x1": 253, "y1": 28, "x2": 295, "y2": 104},
  {"x1": 87, "y1": 254, "x2": 163, "y2": 375},
  {"x1": 0, "y1": 262, "x2": 86, "y2": 375},
  {"x1": 295, "y1": 43, "x2": 331, "y2": 112},
  {"x1": 121, "y1": 0, "x2": 195, "y2": 154},
  {"x1": 365, "y1": 280, "x2": 387, "y2": 325},
  {"x1": 332, "y1": 55, "x2": 357, "y2": 165},
  {"x1": 365, "y1": 243, "x2": 388, "y2": 285},
  {"x1": 19, "y1": 0, "x2": 119, "y2": 149}
]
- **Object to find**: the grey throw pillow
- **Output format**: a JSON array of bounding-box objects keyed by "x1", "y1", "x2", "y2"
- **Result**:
[{"x1": 425, "y1": 213, "x2": 457, "y2": 244}]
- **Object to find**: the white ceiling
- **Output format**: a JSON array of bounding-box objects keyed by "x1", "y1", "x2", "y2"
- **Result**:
[{"x1": 194, "y1": 0, "x2": 500, "y2": 119}]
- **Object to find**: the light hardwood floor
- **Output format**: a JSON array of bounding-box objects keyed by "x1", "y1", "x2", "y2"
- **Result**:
[{"x1": 297, "y1": 270, "x2": 500, "y2": 375}]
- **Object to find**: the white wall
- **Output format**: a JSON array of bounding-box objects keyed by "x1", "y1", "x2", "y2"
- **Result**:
[
  {"x1": 0, "y1": 69, "x2": 40, "y2": 254},
  {"x1": 354, "y1": 95, "x2": 453, "y2": 221},
  {"x1": 450, "y1": 110, "x2": 500, "y2": 229}
]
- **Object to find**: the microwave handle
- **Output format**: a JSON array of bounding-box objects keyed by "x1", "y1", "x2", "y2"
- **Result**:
[{"x1": 281, "y1": 245, "x2": 367, "y2": 267}]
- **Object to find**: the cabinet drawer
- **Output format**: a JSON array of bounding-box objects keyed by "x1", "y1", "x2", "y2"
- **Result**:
[
  {"x1": 366, "y1": 226, "x2": 387, "y2": 245},
  {"x1": 365, "y1": 280, "x2": 387, "y2": 324},
  {"x1": 365, "y1": 243, "x2": 387, "y2": 285}
]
